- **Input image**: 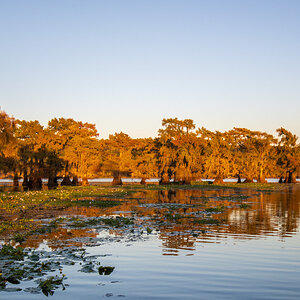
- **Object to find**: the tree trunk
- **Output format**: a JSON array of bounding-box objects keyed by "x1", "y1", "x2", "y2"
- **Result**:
[
  {"x1": 213, "y1": 175, "x2": 224, "y2": 184},
  {"x1": 237, "y1": 174, "x2": 242, "y2": 183},
  {"x1": 243, "y1": 177, "x2": 253, "y2": 183},
  {"x1": 28, "y1": 176, "x2": 42, "y2": 190},
  {"x1": 159, "y1": 173, "x2": 169, "y2": 185},
  {"x1": 48, "y1": 174, "x2": 58, "y2": 189},
  {"x1": 13, "y1": 172, "x2": 19, "y2": 188},
  {"x1": 173, "y1": 172, "x2": 178, "y2": 183},
  {"x1": 287, "y1": 171, "x2": 297, "y2": 183},
  {"x1": 72, "y1": 176, "x2": 79, "y2": 186},
  {"x1": 140, "y1": 178, "x2": 147, "y2": 185},
  {"x1": 81, "y1": 177, "x2": 89, "y2": 186},
  {"x1": 257, "y1": 167, "x2": 267, "y2": 183},
  {"x1": 112, "y1": 173, "x2": 122, "y2": 185},
  {"x1": 257, "y1": 175, "x2": 267, "y2": 183},
  {"x1": 61, "y1": 175, "x2": 72, "y2": 186},
  {"x1": 22, "y1": 170, "x2": 29, "y2": 189},
  {"x1": 279, "y1": 177, "x2": 284, "y2": 183},
  {"x1": 182, "y1": 177, "x2": 192, "y2": 185}
]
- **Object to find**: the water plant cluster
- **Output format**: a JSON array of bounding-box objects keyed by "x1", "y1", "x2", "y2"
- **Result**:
[{"x1": 0, "y1": 244, "x2": 115, "y2": 295}]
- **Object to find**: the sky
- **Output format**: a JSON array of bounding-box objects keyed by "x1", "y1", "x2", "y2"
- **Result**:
[{"x1": 0, "y1": 0, "x2": 299, "y2": 139}]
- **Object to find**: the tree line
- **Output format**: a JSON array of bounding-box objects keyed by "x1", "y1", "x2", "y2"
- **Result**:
[{"x1": 0, "y1": 110, "x2": 299, "y2": 189}]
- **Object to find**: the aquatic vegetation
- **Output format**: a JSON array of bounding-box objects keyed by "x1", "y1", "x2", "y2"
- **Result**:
[
  {"x1": 38, "y1": 275, "x2": 65, "y2": 296},
  {"x1": 0, "y1": 219, "x2": 36, "y2": 234},
  {"x1": 0, "y1": 244, "x2": 114, "y2": 295},
  {"x1": 193, "y1": 218, "x2": 222, "y2": 225},
  {"x1": 79, "y1": 262, "x2": 97, "y2": 273},
  {"x1": 0, "y1": 186, "x2": 127, "y2": 215},
  {"x1": 164, "y1": 213, "x2": 185, "y2": 222},
  {"x1": 13, "y1": 234, "x2": 26, "y2": 244},
  {"x1": 98, "y1": 266, "x2": 115, "y2": 275},
  {"x1": 205, "y1": 205, "x2": 226, "y2": 213},
  {"x1": 0, "y1": 245, "x2": 24, "y2": 260},
  {"x1": 239, "y1": 203, "x2": 251, "y2": 209}
]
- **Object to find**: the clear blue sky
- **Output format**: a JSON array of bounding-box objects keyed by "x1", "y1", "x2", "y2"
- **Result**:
[{"x1": 0, "y1": 0, "x2": 299, "y2": 138}]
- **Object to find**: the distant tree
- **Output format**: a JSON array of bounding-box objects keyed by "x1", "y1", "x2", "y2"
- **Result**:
[
  {"x1": 99, "y1": 132, "x2": 134, "y2": 185},
  {"x1": 229, "y1": 128, "x2": 276, "y2": 183},
  {"x1": 65, "y1": 135, "x2": 100, "y2": 185},
  {"x1": 0, "y1": 110, "x2": 17, "y2": 185},
  {"x1": 0, "y1": 110, "x2": 15, "y2": 151},
  {"x1": 131, "y1": 138, "x2": 158, "y2": 184},
  {"x1": 198, "y1": 128, "x2": 233, "y2": 184},
  {"x1": 47, "y1": 118, "x2": 99, "y2": 185},
  {"x1": 157, "y1": 118, "x2": 203, "y2": 184},
  {"x1": 14, "y1": 120, "x2": 46, "y2": 189},
  {"x1": 276, "y1": 128, "x2": 299, "y2": 183}
]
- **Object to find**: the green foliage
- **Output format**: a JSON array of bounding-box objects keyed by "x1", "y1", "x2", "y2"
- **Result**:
[
  {"x1": 38, "y1": 275, "x2": 65, "y2": 296},
  {"x1": 98, "y1": 266, "x2": 114, "y2": 275}
]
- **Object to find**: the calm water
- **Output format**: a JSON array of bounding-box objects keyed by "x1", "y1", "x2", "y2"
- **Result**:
[{"x1": 2, "y1": 186, "x2": 300, "y2": 299}]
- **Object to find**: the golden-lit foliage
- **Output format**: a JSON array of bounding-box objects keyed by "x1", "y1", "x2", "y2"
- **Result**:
[
  {"x1": 0, "y1": 111, "x2": 299, "y2": 187},
  {"x1": 228, "y1": 128, "x2": 277, "y2": 183},
  {"x1": 276, "y1": 128, "x2": 300, "y2": 183},
  {"x1": 0, "y1": 110, "x2": 15, "y2": 150},
  {"x1": 197, "y1": 128, "x2": 232, "y2": 183}
]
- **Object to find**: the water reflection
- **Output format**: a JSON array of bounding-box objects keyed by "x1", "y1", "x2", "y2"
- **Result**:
[{"x1": 1, "y1": 186, "x2": 300, "y2": 254}]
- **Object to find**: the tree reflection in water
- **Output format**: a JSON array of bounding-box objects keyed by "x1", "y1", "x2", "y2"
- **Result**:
[{"x1": 1, "y1": 186, "x2": 299, "y2": 254}]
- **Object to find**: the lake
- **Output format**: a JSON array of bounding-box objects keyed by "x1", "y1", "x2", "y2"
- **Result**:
[{"x1": 1, "y1": 185, "x2": 300, "y2": 299}]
